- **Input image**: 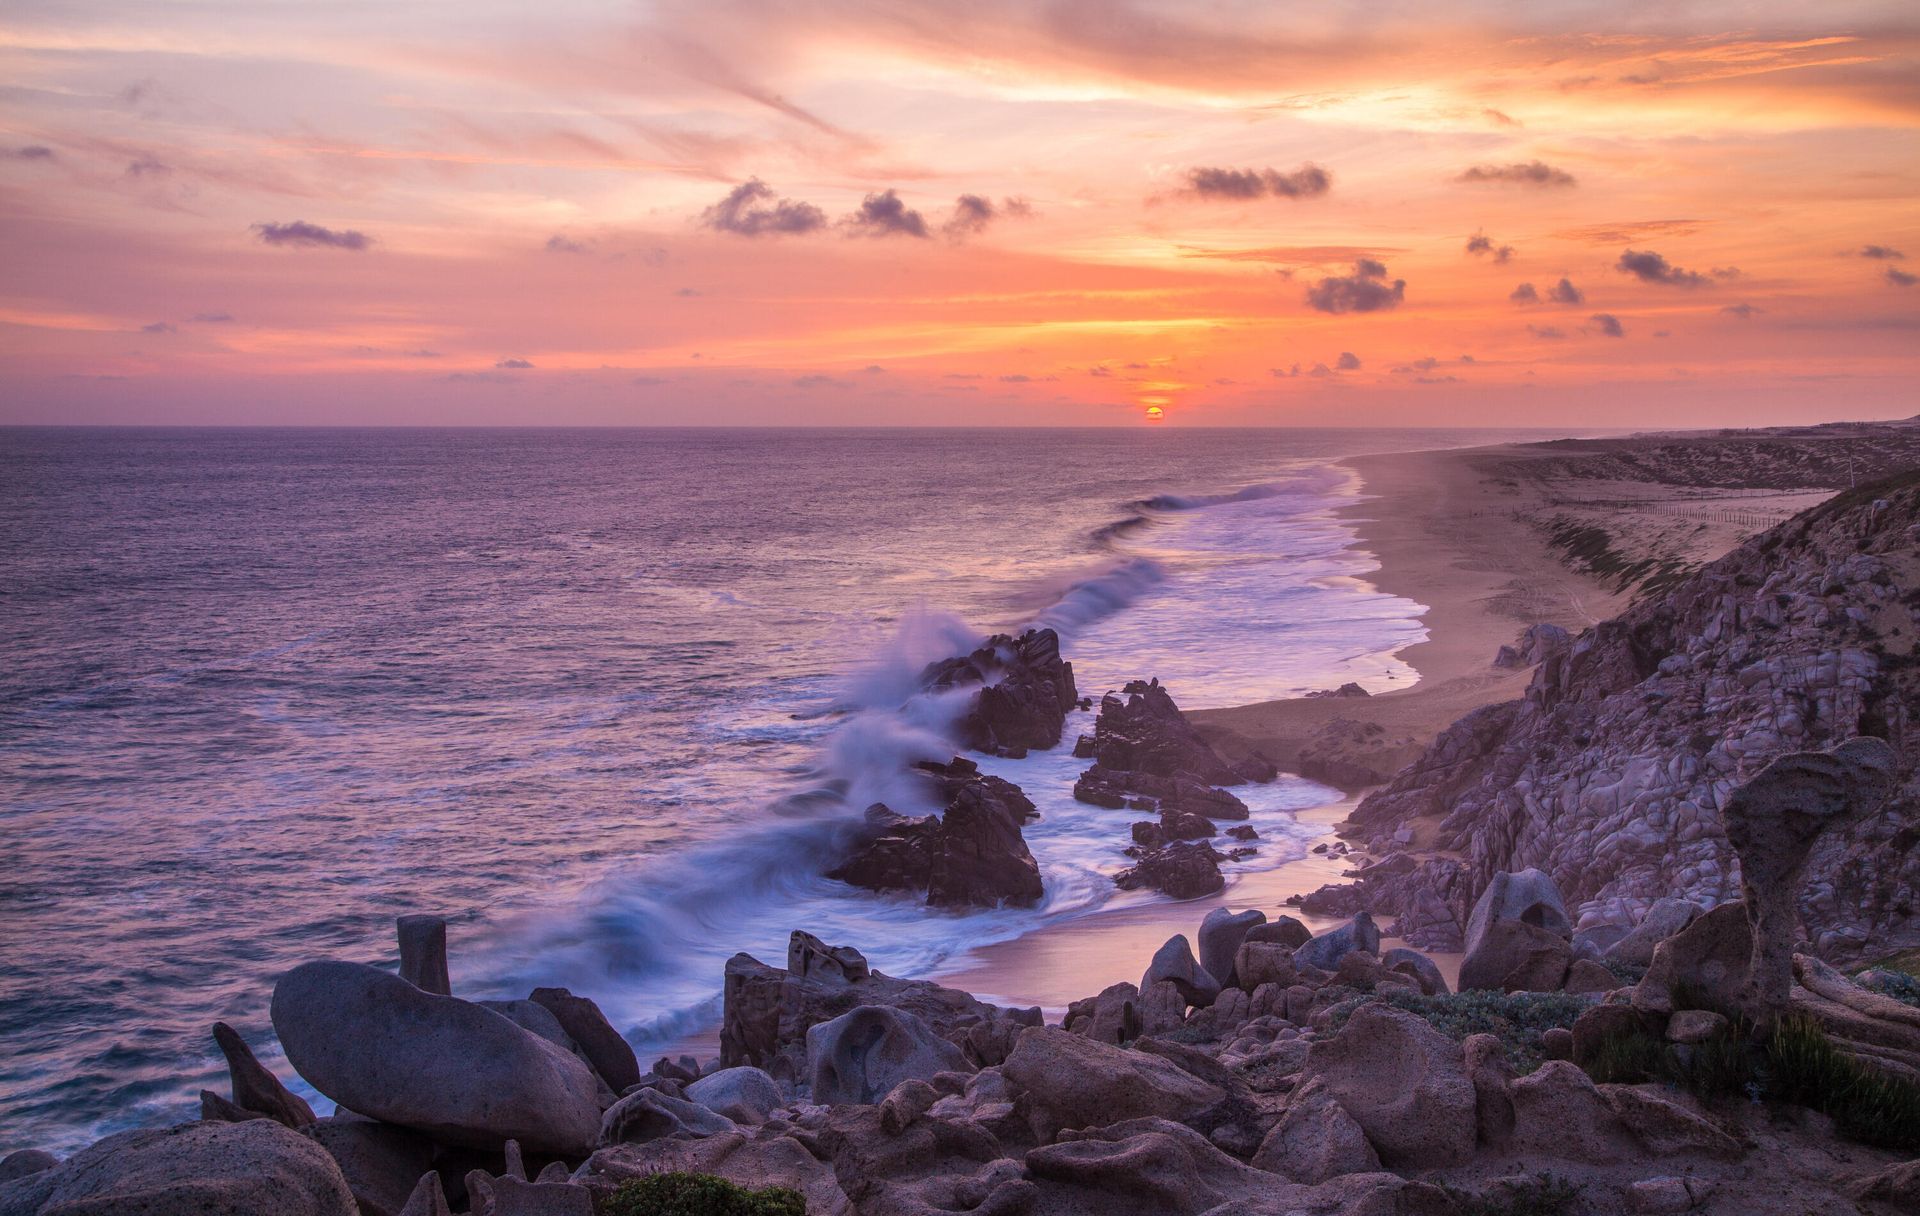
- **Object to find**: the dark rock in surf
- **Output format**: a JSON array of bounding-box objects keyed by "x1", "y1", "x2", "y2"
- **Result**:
[
  {"x1": 1075, "y1": 765, "x2": 1249, "y2": 820},
  {"x1": 1116, "y1": 840, "x2": 1226, "y2": 900},
  {"x1": 921, "y1": 628, "x2": 1078, "y2": 754},
  {"x1": 1082, "y1": 679, "x2": 1261, "y2": 786},
  {"x1": 826, "y1": 760, "x2": 1043, "y2": 907}
]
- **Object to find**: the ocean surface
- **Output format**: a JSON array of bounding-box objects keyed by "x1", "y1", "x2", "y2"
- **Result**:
[{"x1": 0, "y1": 425, "x2": 1552, "y2": 1154}]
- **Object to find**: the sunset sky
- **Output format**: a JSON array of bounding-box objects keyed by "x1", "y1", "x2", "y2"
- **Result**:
[{"x1": 2, "y1": 1, "x2": 1917, "y2": 426}]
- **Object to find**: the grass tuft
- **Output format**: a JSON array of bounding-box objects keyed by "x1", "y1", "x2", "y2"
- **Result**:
[{"x1": 602, "y1": 1172, "x2": 808, "y2": 1216}]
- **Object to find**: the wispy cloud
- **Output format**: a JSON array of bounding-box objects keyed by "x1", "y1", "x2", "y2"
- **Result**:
[
  {"x1": 253, "y1": 221, "x2": 371, "y2": 251},
  {"x1": 1456, "y1": 160, "x2": 1576, "y2": 188}
]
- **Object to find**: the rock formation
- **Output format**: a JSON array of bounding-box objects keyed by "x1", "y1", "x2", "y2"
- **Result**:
[
  {"x1": 826, "y1": 758, "x2": 1045, "y2": 908},
  {"x1": 921, "y1": 627, "x2": 1078, "y2": 755}
]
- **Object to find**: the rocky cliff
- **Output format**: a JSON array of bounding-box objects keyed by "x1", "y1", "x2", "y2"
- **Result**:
[{"x1": 1347, "y1": 470, "x2": 1920, "y2": 960}]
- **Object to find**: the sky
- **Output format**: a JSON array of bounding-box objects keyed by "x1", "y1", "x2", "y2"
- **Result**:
[{"x1": 1, "y1": 0, "x2": 1917, "y2": 427}]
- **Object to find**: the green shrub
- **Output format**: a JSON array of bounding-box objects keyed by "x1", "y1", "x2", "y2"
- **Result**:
[
  {"x1": 1763, "y1": 1016, "x2": 1920, "y2": 1152},
  {"x1": 1327, "y1": 989, "x2": 1589, "y2": 1073},
  {"x1": 1443, "y1": 1172, "x2": 1581, "y2": 1216},
  {"x1": 602, "y1": 1172, "x2": 807, "y2": 1216}
]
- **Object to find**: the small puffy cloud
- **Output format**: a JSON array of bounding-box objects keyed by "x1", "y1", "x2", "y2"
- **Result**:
[
  {"x1": 1720, "y1": 303, "x2": 1763, "y2": 319},
  {"x1": 1466, "y1": 232, "x2": 1515, "y2": 262},
  {"x1": 1187, "y1": 164, "x2": 1330, "y2": 201},
  {"x1": 189, "y1": 312, "x2": 234, "y2": 323},
  {"x1": 1890, "y1": 267, "x2": 1919, "y2": 288},
  {"x1": 1456, "y1": 160, "x2": 1576, "y2": 188},
  {"x1": 945, "y1": 194, "x2": 994, "y2": 238},
  {"x1": 1859, "y1": 245, "x2": 1905, "y2": 260},
  {"x1": 1548, "y1": 277, "x2": 1584, "y2": 305},
  {"x1": 845, "y1": 189, "x2": 927, "y2": 238},
  {"x1": 1335, "y1": 351, "x2": 1361, "y2": 370},
  {"x1": 140, "y1": 321, "x2": 175, "y2": 334},
  {"x1": 676, "y1": 287, "x2": 701, "y2": 297},
  {"x1": 861, "y1": 364, "x2": 887, "y2": 374},
  {"x1": 1307, "y1": 260, "x2": 1404, "y2": 314},
  {"x1": 1390, "y1": 357, "x2": 1442, "y2": 373},
  {"x1": 1510, "y1": 282, "x2": 1540, "y2": 304},
  {"x1": 545, "y1": 235, "x2": 589, "y2": 254},
  {"x1": 1528, "y1": 324, "x2": 1566, "y2": 340},
  {"x1": 1616, "y1": 248, "x2": 1711, "y2": 288},
  {"x1": 702, "y1": 179, "x2": 827, "y2": 237},
  {"x1": 254, "y1": 221, "x2": 371, "y2": 250},
  {"x1": 1710, "y1": 266, "x2": 1741, "y2": 280},
  {"x1": 1268, "y1": 364, "x2": 1301, "y2": 378},
  {"x1": 1589, "y1": 313, "x2": 1624, "y2": 337},
  {"x1": 495, "y1": 358, "x2": 534, "y2": 369},
  {"x1": 5, "y1": 145, "x2": 55, "y2": 161},
  {"x1": 1307, "y1": 362, "x2": 1334, "y2": 377}
]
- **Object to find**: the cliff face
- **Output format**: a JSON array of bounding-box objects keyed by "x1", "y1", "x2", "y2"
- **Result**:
[{"x1": 1351, "y1": 471, "x2": 1920, "y2": 960}]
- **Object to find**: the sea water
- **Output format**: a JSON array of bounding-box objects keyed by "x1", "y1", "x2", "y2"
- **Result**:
[{"x1": 0, "y1": 425, "x2": 1547, "y2": 1152}]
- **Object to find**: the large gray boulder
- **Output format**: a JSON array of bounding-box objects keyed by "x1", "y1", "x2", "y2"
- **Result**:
[
  {"x1": 684, "y1": 1067, "x2": 784, "y2": 1125},
  {"x1": 1141, "y1": 935, "x2": 1220, "y2": 1008},
  {"x1": 1458, "y1": 920, "x2": 1572, "y2": 992},
  {"x1": 1291, "y1": 913, "x2": 1380, "y2": 972},
  {"x1": 1462, "y1": 869, "x2": 1572, "y2": 958},
  {"x1": 1250, "y1": 1076, "x2": 1379, "y2": 1183},
  {"x1": 1299, "y1": 1003, "x2": 1476, "y2": 1167},
  {"x1": 805, "y1": 1005, "x2": 969, "y2": 1106},
  {"x1": 1381, "y1": 947, "x2": 1449, "y2": 996},
  {"x1": 529, "y1": 987, "x2": 641, "y2": 1094},
  {"x1": 0, "y1": 1153, "x2": 56, "y2": 1186},
  {"x1": 1001, "y1": 1027, "x2": 1223, "y2": 1143},
  {"x1": 302, "y1": 1117, "x2": 435, "y2": 1216},
  {"x1": 271, "y1": 961, "x2": 603, "y2": 1155},
  {"x1": 1633, "y1": 900, "x2": 1752, "y2": 1015},
  {"x1": 1603, "y1": 897, "x2": 1704, "y2": 969},
  {"x1": 1197, "y1": 908, "x2": 1266, "y2": 988},
  {"x1": 0, "y1": 1120, "x2": 355, "y2": 1216}
]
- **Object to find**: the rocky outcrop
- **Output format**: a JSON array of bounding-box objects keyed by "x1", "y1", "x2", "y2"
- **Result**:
[
  {"x1": 1299, "y1": 1003, "x2": 1476, "y2": 1168},
  {"x1": 528, "y1": 986, "x2": 641, "y2": 1094},
  {"x1": 1114, "y1": 840, "x2": 1225, "y2": 899},
  {"x1": 1076, "y1": 679, "x2": 1265, "y2": 786},
  {"x1": 1000, "y1": 1028, "x2": 1224, "y2": 1142},
  {"x1": 1347, "y1": 471, "x2": 1920, "y2": 961},
  {"x1": 806, "y1": 1005, "x2": 970, "y2": 1106},
  {"x1": 208, "y1": 1021, "x2": 316, "y2": 1130},
  {"x1": 827, "y1": 759, "x2": 1044, "y2": 908},
  {"x1": 921, "y1": 628, "x2": 1078, "y2": 755}
]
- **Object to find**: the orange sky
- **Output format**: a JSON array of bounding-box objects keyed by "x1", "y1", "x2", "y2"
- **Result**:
[{"x1": 2, "y1": 1, "x2": 1917, "y2": 426}]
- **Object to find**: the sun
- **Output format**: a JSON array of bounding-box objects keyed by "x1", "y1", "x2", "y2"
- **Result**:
[{"x1": 1144, "y1": 405, "x2": 1165, "y2": 422}]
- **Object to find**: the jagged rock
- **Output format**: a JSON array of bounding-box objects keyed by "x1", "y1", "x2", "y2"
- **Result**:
[
  {"x1": 788, "y1": 930, "x2": 869, "y2": 982},
  {"x1": 1067, "y1": 982, "x2": 1142, "y2": 1045},
  {"x1": 1381, "y1": 947, "x2": 1449, "y2": 996},
  {"x1": 1634, "y1": 900, "x2": 1753, "y2": 1014},
  {"x1": 1462, "y1": 869, "x2": 1573, "y2": 957},
  {"x1": 1306, "y1": 681, "x2": 1373, "y2": 699},
  {"x1": 1298, "y1": 883, "x2": 1368, "y2": 918},
  {"x1": 529, "y1": 988, "x2": 640, "y2": 1094},
  {"x1": 922, "y1": 628, "x2": 1078, "y2": 753},
  {"x1": 465, "y1": 1172, "x2": 593, "y2": 1216},
  {"x1": 806, "y1": 1005, "x2": 970, "y2": 1106},
  {"x1": 1139, "y1": 981, "x2": 1188, "y2": 1038},
  {"x1": 303, "y1": 1117, "x2": 435, "y2": 1216},
  {"x1": 1458, "y1": 920, "x2": 1572, "y2": 992},
  {"x1": 1245, "y1": 917, "x2": 1312, "y2": 949},
  {"x1": 1298, "y1": 1003, "x2": 1476, "y2": 1168},
  {"x1": 598, "y1": 1088, "x2": 736, "y2": 1146},
  {"x1": 198, "y1": 1091, "x2": 268, "y2": 1124},
  {"x1": 0, "y1": 1120, "x2": 357, "y2": 1216},
  {"x1": 1001, "y1": 1028, "x2": 1224, "y2": 1143},
  {"x1": 827, "y1": 762, "x2": 1044, "y2": 908},
  {"x1": 1250, "y1": 1076, "x2": 1379, "y2": 1183},
  {"x1": 1291, "y1": 913, "x2": 1380, "y2": 972},
  {"x1": 1115, "y1": 840, "x2": 1226, "y2": 899},
  {"x1": 0, "y1": 1152, "x2": 57, "y2": 1186},
  {"x1": 1080, "y1": 680, "x2": 1251, "y2": 786},
  {"x1": 1493, "y1": 623, "x2": 1571, "y2": 669},
  {"x1": 1722, "y1": 736, "x2": 1897, "y2": 1021},
  {"x1": 271, "y1": 961, "x2": 603, "y2": 1156},
  {"x1": 1141, "y1": 935, "x2": 1220, "y2": 1008},
  {"x1": 1605, "y1": 897, "x2": 1705, "y2": 968},
  {"x1": 208, "y1": 1022, "x2": 315, "y2": 1129},
  {"x1": 395, "y1": 915, "x2": 450, "y2": 997},
  {"x1": 396, "y1": 1173, "x2": 451, "y2": 1216},
  {"x1": 683, "y1": 1067, "x2": 783, "y2": 1125}
]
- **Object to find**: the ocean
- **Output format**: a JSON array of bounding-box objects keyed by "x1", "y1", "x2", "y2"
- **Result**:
[{"x1": 0, "y1": 425, "x2": 1549, "y2": 1154}]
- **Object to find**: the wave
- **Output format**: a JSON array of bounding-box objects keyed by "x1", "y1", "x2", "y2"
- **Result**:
[{"x1": 1027, "y1": 557, "x2": 1165, "y2": 637}]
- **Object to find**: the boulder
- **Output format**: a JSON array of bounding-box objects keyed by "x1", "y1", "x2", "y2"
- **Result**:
[
  {"x1": 1604, "y1": 897, "x2": 1705, "y2": 969},
  {"x1": 1232, "y1": 942, "x2": 1297, "y2": 992},
  {"x1": 1459, "y1": 920, "x2": 1572, "y2": 992},
  {"x1": 1570, "y1": 1003, "x2": 1652, "y2": 1067},
  {"x1": 581, "y1": 1134, "x2": 850, "y2": 1216},
  {"x1": 805, "y1": 1005, "x2": 969, "y2": 1106},
  {"x1": 1722, "y1": 737, "x2": 1897, "y2": 1021},
  {"x1": 395, "y1": 915, "x2": 450, "y2": 997},
  {"x1": 921, "y1": 628, "x2": 1078, "y2": 753},
  {"x1": 1461, "y1": 1033, "x2": 1515, "y2": 1146},
  {"x1": 1633, "y1": 900, "x2": 1752, "y2": 1015},
  {"x1": 1245, "y1": 917, "x2": 1311, "y2": 949},
  {"x1": 1291, "y1": 913, "x2": 1381, "y2": 972},
  {"x1": 599, "y1": 1088, "x2": 736, "y2": 1146},
  {"x1": 1563, "y1": 958, "x2": 1621, "y2": 995},
  {"x1": 1024, "y1": 1132, "x2": 1222, "y2": 1216},
  {"x1": 1067, "y1": 982, "x2": 1143, "y2": 1045},
  {"x1": 303, "y1": 1117, "x2": 435, "y2": 1216},
  {"x1": 1462, "y1": 869, "x2": 1572, "y2": 958},
  {"x1": 1506, "y1": 1060, "x2": 1633, "y2": 1163},
  {"x1": 1298, "y1": 1003, "x2": 1475, "y2": 1167},
  {"x1": 210, "y1": 1022, "x2": 316, "y2": 1129},
  {"x1": 1078, "y1": 680, "x2": 1248, "y2": 786},
  {"x1": 271, "y1": 961, "x2": 603, "y2": 1156},
  {"x1": 528, "y1": 988, "x2": 641, "y2": 1094},
  {"x1": 827, "y1": 764, "x2": 1044, "y2": 908},
  {"x1": 0, "y1": 1152, "x2": 57, "y2": 1185},
  {"x1": 1141, "y1": 935, "x2": 1220, "y2": 1008},
  {"x1": 1001, "y1": 1028, "x2": 1224, "y2": 1142},
  {"x1": 1250, "y1": 1076, "x2": 1379, "y2": 1183},
  {"x1": 1600, "y1": 1085, "x2": 1742, "y2": 1159},
  {"x1": 1666, "y1": 1009, "x2": 1728, "y2": 1045},
  {"x1": 1198, "y1": 909, "x2": 1266, "y2": 988},
  {"x1": 683, "y1": 1067, "x2": 783, "y2": 1125},
  {"x1": 1381, "y1": 948, "x2": 1449, "y2": 996},
  {"x1": 1115, "y1": 841, "x2": 1225, "y2": 900},
  {"x1": 0, "y1": 1120, "x2": 355, "y2": 1216}
]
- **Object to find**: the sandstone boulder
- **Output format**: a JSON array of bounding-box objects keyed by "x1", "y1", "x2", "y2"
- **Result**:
[
  {"x1": 1633, "y1": 900, "x2": 1752, "y2": 1015},
  {"x1": 1462, "y1": 869, "x2": 1572, "y2": 958},
  {"x1": 271, "y1": 961, "x2": 603, "y2": 1155},
  {"x1": 0, "y1": 1120, "x2": 356, "y2": 1216},
  {"x1": 1232, "y1": 942, "x2": 1297, "y2": 992},
  {"x1": 1458, "y1": 920, "x2": 1571, "y2": 992},
  {"x1": 1291, "y1": 913, "x2": 1380, "y2": 972},
  {"x1": 1141, "y1": 935, "x2": 1220, "y2": 1008},
  {"x1": 1298, "y1": 1003, "x2": 1475, "y2": 1167},
  {"x1": 1198, "y1": 908, "x2": 1266, "y2": 987},
  {"x1": 806, "y1": 1005, "x2": 969, "y2": 1106},
  {"x1": 1250, "y1": 1076, "x2": 1379, "y2": 1183},
  {"x1": 1001, "y1": 1028, "x2": 1223, "y2": 1142},
  {"x1": 1381, "y1": 947, "x2": 1449, "y2": 996},
  {"x1": 1506, "y1": 1060, "x2": 1634, "y2": 1163}
]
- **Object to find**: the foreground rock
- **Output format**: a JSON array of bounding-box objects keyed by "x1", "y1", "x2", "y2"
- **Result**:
[
  {"x1": 0, "y1": 1121, "x2": 356, "y2": 1216},
  {"x1": 271, "y1": 961, "x2": 603, "y2": 1155},
  {"x1": 807, "y1": 1005, "x2": 969, "y2": 1105},
  {"x1": 826, "y1": 759, "x2": 1044, "y2": 908},
  {"x1": 921, "y1": 627, "x2": 1078, "y2": 754},
  {"x1": 1300, "y1": 1003, "x2": 1476, "y2": 1168},
  {"x1": 1001, "y1": 1027, "x2": 1223, "y2": 1141}
]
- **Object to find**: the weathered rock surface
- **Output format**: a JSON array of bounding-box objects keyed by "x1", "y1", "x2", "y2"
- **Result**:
[
  {"x1": 599, "y1": 1088, "x2": 737, "y2": 1146},
  {"x1": 1140, "y1": 935, "x2": 1220, "y2": 1009},
  {"x1": 1605, "y1": 897, "x2": 1704, "y2": 968},
  {"x1": 1462, "y1": 868, "x2": 1573, "y2": 955},
  {"x1": 1198, "y1": 908, "x2": 1266, "y2": 987},
  {"x1": 302, "y1": 1117, "x2": 434, "y2": 1216},
  {"x1": 1634, "y1": 899, "x2": 1753, "y2": 1014},
  {"x1": 528, "y1": 987, "x2": 640, "y2": 1095},
  {"x1": 1458, "y1": 919, "x2": 1572, "y2": 993},
  {"x1": 1001, "y1": 1028, "x2": 1224, "y2": 1142},
  {"x1": 683, "y1": 1067, "x2": 784, "y2": 1125},
  {"x1": 806, "y1": 1005, "x2": 970, "y2": 1106},
  {"x1": 0, "y1": 1120, "x2": 356, "y2": 1216},
  {"x1": 1079, "y1": 679, "x2": 1260, "y2": 787},
  {"x1": 827, "y1": 759, "x2": 1044, "y2": 908},
  {"x1": 1292, "y1": 913, "x2": 1381, "y2": 972},
  {"x1": 582, "y1": 1134, "x2": 851, "y2": 1216},
  {"x1": 395, "y1": 915, "x2": 450, "y2": 997},
  {"x1": 210, "y1": 1021, "x2": 316, "y2": 1129},
  {"x1": 1346, "y1": 473, "x2": 1920, "y2": 962},
  {"x1": 271, "y1": 961, "x2": 603, "y2": 1155},
  {"x1": 1115, "y1": 840, "x2": 1226, "y2": 899},
  {"x1": 0, "y1": 1153, "x2": 56, "y2": 1186},
  {"x1": 922, "y1": 628, "x2": 1078, "y2": 754},
  {"x1": 1250, "y1": 1076, "x2": 1380, "y2": 1183},
  {"x1": 1298, "y1": 1003, "x2": 1476, "y2": 1168}
]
